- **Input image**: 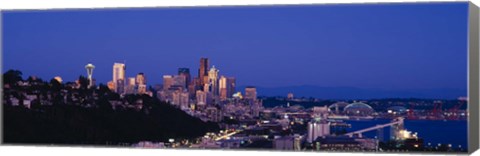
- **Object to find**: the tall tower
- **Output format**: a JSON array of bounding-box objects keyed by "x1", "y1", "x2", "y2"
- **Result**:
[
  {"x1": 219, "y1": 76, "x2": 227, "y2": 100},
  {"x1": 113, "y1": 63, "x2": 126, "y2": 93},
  {"x1": 163, "y1": 75, "x2": 173, "y2": 90},
  {"x1": 226, "y1": 77, "x2": 236, "y2": 98},
  {"x1": 208, "y1": 65, "x2": 219, "y2": 96},
  {"x1": 85, "y1": 63, "x2": 95, "y2": 88},
  {"x1": 198, "y1": 58, "x2": 209, "y2": 89},
  {"x1": 136, "y1": 72, "x2": 146, "y2": 85},
  {"x1": 178, "y1": 68, "x2": 191, "y2": 87},
  {"x1": 245, "y1": 86, "x2": 257, "y2": 101}
]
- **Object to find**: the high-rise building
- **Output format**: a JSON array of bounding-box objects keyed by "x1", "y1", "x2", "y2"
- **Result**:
[
  {"x1": 245, "y1": 86, "x2": 257, "y2": 101},
  {"x1": 219, "y1": 76, "x2": 228, "y2": 100},
  {"x1": 198, "y1": 58, "x2": 209, "y2": 90},
  {"x1": 172, "y1": 91, "x2": 189, "y2": 109},
  {"x1": 173, "y1": 75, "x2": 187, "y2": 89},
  {"x1": 126, "y1": 77, "x2": 136, "y2": 94},
  {"x1": 136, "y1": 73, "x2": 146, "y2": 85},
  {"x1": 219, "y1": 76, "x2": 235, "y2": 100},
  {"x1": 205, "y1": 106, "x2": 223, "y2": 122},
  {"x1": 128, "y1": 77, "x2": 136, "y2": 86},
  {"x1": 178, "y1": 68, "x2": 191, "y2": 87},
  {"x1": 138, "y1": 84, "x2": 147, "y2": 94},
  {"x1": 226, "y1": 77, "x2": 236, "y2": 98},
  {"x1": 188, "y1": 79, "x2": 197, "y2": 99},
  {"x1": 85, "y1": 63, "x2": 95, "y2": 88},
  {"x1": 208, "y1": 66, "x2": 219, "y2": 96},
  {"x1": 196, "y1": 90, "x2": 207, "y2": 106},
  {"x1": 163, "y1": 75, "x2": 173, "y2": 90},
  {"x1": 113, "y1": 63, "x2": 126, "y2": 93},
  {"x1": 116, "y1": 79, "x2": 125, "y2": 94}
]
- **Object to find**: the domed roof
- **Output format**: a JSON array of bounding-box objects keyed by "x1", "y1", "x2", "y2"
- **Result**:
[{"x1": 343, "y1": 102, "x2": 374, "y2": 116}]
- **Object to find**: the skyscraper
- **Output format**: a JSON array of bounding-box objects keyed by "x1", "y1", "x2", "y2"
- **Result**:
[
  {"x1": 128, "y1": 77, "x2": 136, "y2": 86},
  {"x1": 138, "y1": 84, "x2": 147, "y2": 94},
  {"x1": 178, "y1": 68, "x2": 191, "y2": 87},
  {"x1": 196, "y1": 90, "x2": 207, "y2": 106},
  {"x1": 113, "y1": 63, "x2": 126, "y2": 93},
  {"x1": 173, "y1": 75, "x2": 187, "y2": 89},
  {"x1": 245, "y1": 86, "x2": 257, "y2": 101},
  {"x1": 85, "y1": 63, "x2": 95, "y2": 88},
  {"x1": 208, "y1": 66, "x2": 219, "y2": 96},
  {"x1": 219, "y1": 76, "x2": 235, "y2": 100},
  {"x1": 226, "y1": 77, "x2": 236, "y2": 98},
  {"x1": 163, "y1": 75, "x2": 173, "y2": 90},
  {"x1": 125, "y1": 77, "x2": 136, "y2": 94},
  {"x1": 219, "y1": 76, "x2": 228, "y2": 100},
  {"x1": 198, "y1": 58, "x2": 209, "y2": 90},
  {"x1": 136, "y1": 72, "x2": 146, "y2": 85}
]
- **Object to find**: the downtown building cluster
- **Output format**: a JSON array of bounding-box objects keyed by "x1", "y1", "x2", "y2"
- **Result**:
[{"x1": 104, "y1": 58, "x2": 263, "y2": 122}]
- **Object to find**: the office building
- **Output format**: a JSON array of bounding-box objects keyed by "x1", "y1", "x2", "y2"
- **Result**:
[
  {"x1": 136, "y1": 72, "x2": 146, "y2": 85},
  {"x1": 219, "y1": 76, "x2": 228, "y2": 100},
  {"x1": 126, "y1": 77, "x2": 136, "y2": 94},
  {"x1": 196, "y1": 90, "x2": 207, "y2": 106},
  {"x1": 219, "y1": 76, "x2": 235, "y2": 100},
  {"x1": 198, "y1": 58, "x2": 209, "y2": 89},
  {"x1": 208, "y1": 66, "x2": 219, "y2": 96},
  {"x1": 163, "y1": 75, "x2": 173, "y2": 90},
  {"x1": 226, "y1": 77, "x2": 236, "y2": 98},
  {"x1": 205, "y1": 106, "x2": 222, "y2": 122},
  {"x1": 173, "y1": 75, "x2": 187, "y2": 89},
  {"x1": 245, "y1": 86, "x2": 257, "y2": 101},
  {"x1": 138, "y1": 84, "x2": 147, "y2": 94},
  {"x1": 172, "y1": 90, "x2": 189, "y2": 108},
  {"x1": 178, "y1": 68, "x2": 191, "y2": 87},
  {"x1": 113, "y1": 63, "x2": 126, "y2": 93}
]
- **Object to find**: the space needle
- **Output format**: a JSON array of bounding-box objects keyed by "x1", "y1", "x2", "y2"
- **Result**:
[{"x1": 85, "y1": 63, "x2": 95, "y2": 88}]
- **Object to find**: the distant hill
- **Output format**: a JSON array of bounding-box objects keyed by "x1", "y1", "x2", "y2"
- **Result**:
[{"x1": 239, "y1": 85, "x2": 466, "y2": 100}]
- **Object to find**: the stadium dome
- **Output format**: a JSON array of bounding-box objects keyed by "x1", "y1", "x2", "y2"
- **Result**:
[
  {"x1": 344, "y1": 102, "x2": 374, "y2": 116},
  {"x1": 328, "y1": 102, "x2": 349, "y2": 114}
]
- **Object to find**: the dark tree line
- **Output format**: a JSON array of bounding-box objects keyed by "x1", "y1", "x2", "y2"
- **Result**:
[{"x1": 3, "y1": 70, "x2": 219, "y2": 146}]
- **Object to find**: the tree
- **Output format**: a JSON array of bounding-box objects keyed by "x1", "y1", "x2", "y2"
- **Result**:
[
  {"x1": 77, "y1": 75, "x2": 89, "y2": 89},
  {"x1": 50, "y1": 78, "x2": 62, "y2": 92},
  {"x1": 3, "y1": 70, "x2": 23, "y2": 85}
]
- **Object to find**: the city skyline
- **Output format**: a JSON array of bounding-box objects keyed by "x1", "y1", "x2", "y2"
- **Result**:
[
  {"x1": 3, "y1": 3, "x2": 469, "y2": 98},
  {"x1": 2, "y1": 2, "x2": 472, "y2": 153}
]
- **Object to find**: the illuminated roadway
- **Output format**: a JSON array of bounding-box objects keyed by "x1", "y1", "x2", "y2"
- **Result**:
[{"x1": 214, "y1": 130, "x2": 243, "y2": 141}]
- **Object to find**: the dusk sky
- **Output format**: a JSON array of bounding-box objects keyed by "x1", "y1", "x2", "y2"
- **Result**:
[{"x1": 3, "y1": 2, "x2": 469, "y2": 92}]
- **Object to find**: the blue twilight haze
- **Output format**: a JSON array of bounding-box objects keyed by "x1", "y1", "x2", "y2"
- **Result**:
[{"x1": 2, "y1": 3, "x2": 469, "y2": 98}]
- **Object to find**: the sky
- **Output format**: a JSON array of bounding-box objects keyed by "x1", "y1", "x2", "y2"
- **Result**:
[{"x1": 2, "y1": 2, "x2": 469, "y2": 93}]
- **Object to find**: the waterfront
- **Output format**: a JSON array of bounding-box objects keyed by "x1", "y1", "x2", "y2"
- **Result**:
[{"x1": 345, "y1": 119, "x2": 467, "y2": 149}]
